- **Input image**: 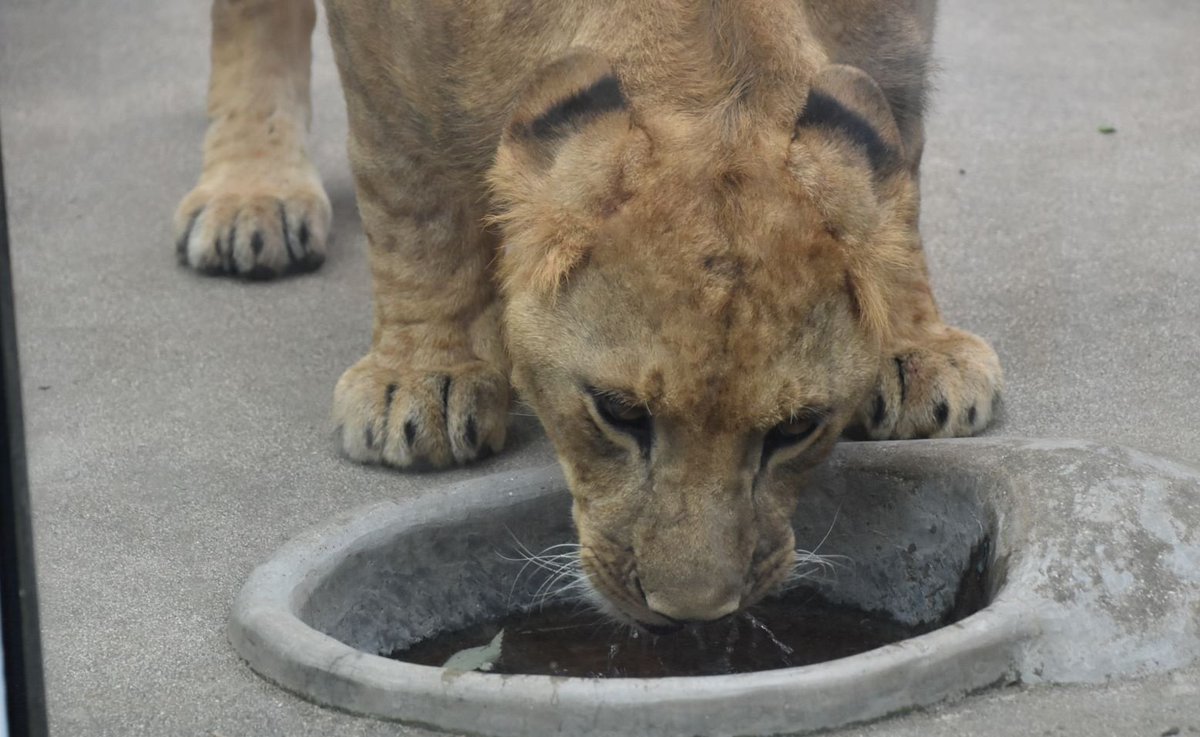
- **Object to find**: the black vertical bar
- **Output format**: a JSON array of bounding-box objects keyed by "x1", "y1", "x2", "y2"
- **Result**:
[{"x1": 0, "y1": 120, "x2": 50, "y2": 736}]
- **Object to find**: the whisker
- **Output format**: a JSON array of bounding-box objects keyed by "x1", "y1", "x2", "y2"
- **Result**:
[
  {"x1": 500, "y1": 539, "x2": 542, "y2": 604},
  {"x1": 783, "y1": 511, "x2": 855, "y2": 592},
  {"x1": 501, "y1": 532, "x2": 585, "y2": 607},
  {"x1": 809, "y1": 503, "x2": 843, "y2": 557},
  {"x1": 538, "y1": 577, "x2": 590, "y2": 609},
  {"x1": 784, "y1": 503, "x2": 850, "y2": 586},
  {"x1": 793, "y1": 550, "x2": 851, "y2": 571},
  {"x1": 535, "y1": 576, "x2": 587, "y2": 611}
]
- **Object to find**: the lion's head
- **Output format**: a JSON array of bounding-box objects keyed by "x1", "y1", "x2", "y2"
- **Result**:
[{"x1": 489, "y1": 50, "x2": 918, "y2": 628}]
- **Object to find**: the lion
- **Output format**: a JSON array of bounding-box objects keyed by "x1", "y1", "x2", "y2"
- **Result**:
[{"x1": 175, "y1": 0, "x2": 1001, "y2": 628}]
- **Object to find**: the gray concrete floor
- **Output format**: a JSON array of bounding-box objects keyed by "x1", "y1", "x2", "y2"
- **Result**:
[{"x1": 1, "y1": 0, "x2": 1198, "y2": 735}]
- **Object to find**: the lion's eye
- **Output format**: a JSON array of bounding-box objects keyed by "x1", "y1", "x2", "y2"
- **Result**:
[
  {"x1": 588, "y1": 389, "x2": 653, "y2": 451},
  {"x1": 602, "y1": 399, "x2": 649, "y2": 424},
  {"x1": 593, "y1": 392, "x2": 650, "y2": 427},
  {"x1": 762, "y1": 414, "x2": 824, "y2": 462},
  {"x1": 773, "y1": 418, "x2": 819, "y2": 440}
]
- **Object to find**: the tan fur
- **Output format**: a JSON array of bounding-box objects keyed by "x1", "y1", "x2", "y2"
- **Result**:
[
  {"x1": 181, "y1": 0, "x2": 1002, "y2": 624},
  {"x1": 175, "y1": 0, "x2": 330, "y2": 277}
]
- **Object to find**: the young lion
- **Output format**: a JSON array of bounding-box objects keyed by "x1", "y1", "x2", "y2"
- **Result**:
[{"x1": 175, "y1": 0, "x2": 1001, "y2": 627}]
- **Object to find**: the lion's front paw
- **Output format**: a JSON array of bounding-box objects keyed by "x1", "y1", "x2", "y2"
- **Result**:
[
  {"x1": 857, "y1": 327, "x2": 1002, "y2": 440},
  {"x1": 174, "y1": 163, "x2": 330, "y2": 279},
  {"x1": 332, "y1": 352, "x2": 510, "y2": 469}
]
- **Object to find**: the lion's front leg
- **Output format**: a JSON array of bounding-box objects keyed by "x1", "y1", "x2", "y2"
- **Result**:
[
  {"x1": 327, "y1": 38, "x2": 509, "y2": 469},
  {"x1": 854, "y1": 253, "x2": 1003, "y2": 440},
  {"x1": 330, "y1": 177, "x2": 510, "y2": 468},
  {"x1": 175, "y1": 0, "x2": 330, "y2": 278}
]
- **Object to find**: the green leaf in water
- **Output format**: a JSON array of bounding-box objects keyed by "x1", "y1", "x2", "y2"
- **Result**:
[
  {"x1": 442, "y1": 629, "x2": 504, "y2": 672},
  {"x1": 1098, "y1": 125, "x2": 1117, "y2": 135}
]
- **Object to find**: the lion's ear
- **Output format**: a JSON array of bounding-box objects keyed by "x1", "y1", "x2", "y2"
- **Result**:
[
  {"x1": 791, "y1": 66, "x2": 916, "y2": 343},
  {"x1": 795, "y1": 65, "x2": 905, "y2": 179},
  {"x1": 497, "y1": 49, "x2": 630, "y2": 173},
  {"x1": 490, "y1": 50, "x2": 638, "y2": 297}
]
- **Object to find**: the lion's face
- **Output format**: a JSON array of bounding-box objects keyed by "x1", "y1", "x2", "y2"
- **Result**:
[{"x1": 491, "y1": 53, "x2": 914, "y2": 626}]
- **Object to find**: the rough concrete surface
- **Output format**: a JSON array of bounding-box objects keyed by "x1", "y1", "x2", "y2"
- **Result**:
[
  {"x1": 226, "y1": 441, "x2": 1200, "y2": 737},
  {"x1": 0, "y1": 0, "x2": 1197, "y2": 736}
]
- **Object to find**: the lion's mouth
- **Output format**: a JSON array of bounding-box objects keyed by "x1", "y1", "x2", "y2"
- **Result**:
[
  {"x1": 578, "y1": 546, "x2": 796, "y2": 630},
  {"x1": 640, "y1": 620, "x2": 685, "y2": 635},
  {"x1": 577, "y1": 547, "x2": 674, "y2": 628}
]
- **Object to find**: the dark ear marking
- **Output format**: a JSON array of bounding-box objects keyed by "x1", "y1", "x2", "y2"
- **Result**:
[
  {"x1": 520, "y1": 75, "x2": 627, "y2": 140},
  {"x1": 797, "y1": 89, "x2": 897, "y2": 173}
]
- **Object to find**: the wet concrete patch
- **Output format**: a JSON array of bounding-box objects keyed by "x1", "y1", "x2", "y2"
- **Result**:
[{"x1": 228, "y1": 438, "x2": 1200, "y2": 736}]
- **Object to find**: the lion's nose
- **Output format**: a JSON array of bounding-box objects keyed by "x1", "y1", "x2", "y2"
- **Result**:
[{"x1": 644, "y1": 589, "x2": 741, "y2": 623}]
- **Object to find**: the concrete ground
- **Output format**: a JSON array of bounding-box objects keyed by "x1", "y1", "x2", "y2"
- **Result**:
[{"x1": 1, "y1": 0, "x2": 1197, "y2": 735}]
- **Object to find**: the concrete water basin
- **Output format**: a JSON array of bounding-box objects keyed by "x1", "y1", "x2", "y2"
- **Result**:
[{"x1": 229, "y1": 438, "x2": 1200, "y2": 736}]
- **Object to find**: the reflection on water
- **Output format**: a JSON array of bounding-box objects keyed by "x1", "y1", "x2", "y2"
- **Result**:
[{"x1": 384, "y1": 589, "x2": 937, "y2": 678}]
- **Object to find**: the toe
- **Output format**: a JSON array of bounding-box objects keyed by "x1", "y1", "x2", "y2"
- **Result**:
[
  {"x1": 384, "y1": 373, "x2": 454, "y2": 468},
  {"x1": 173, "y1": 179, "x2": 330, "y2": 279},
  {"x1": 332, "y1": 355, "x2": 509, "y2": 470},
  {"x1": 444, "y1": 367, "x2": 510, "y2": 464}
]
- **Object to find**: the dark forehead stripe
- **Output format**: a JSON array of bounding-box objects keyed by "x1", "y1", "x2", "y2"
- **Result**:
[
  {"x1": 525, "y1": 75, "x2": 627, "y2": 139},
  {"x1": 797, "y1": 89, "x2": 895, "y2": 173}
]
